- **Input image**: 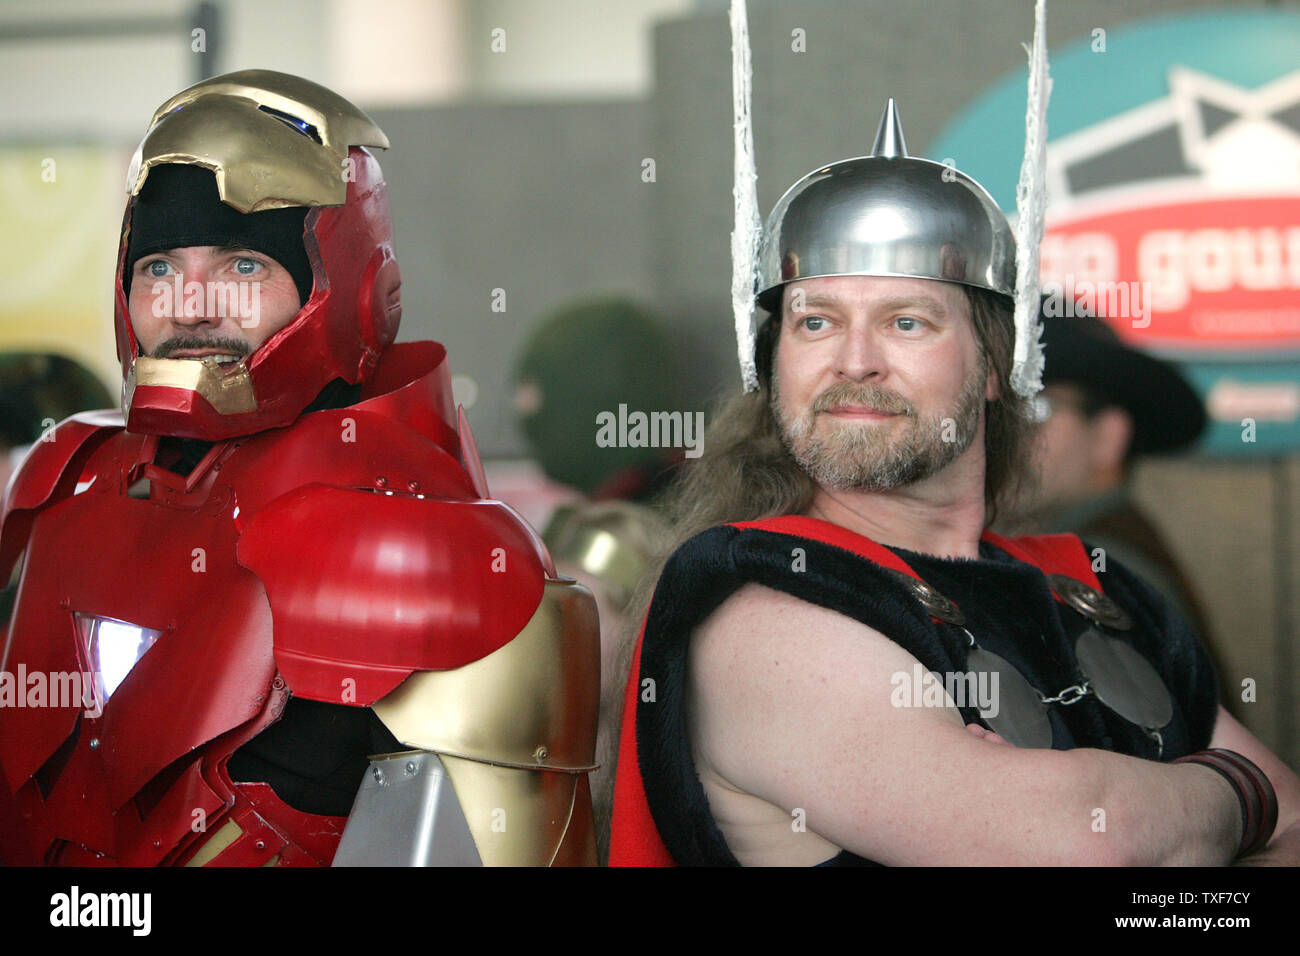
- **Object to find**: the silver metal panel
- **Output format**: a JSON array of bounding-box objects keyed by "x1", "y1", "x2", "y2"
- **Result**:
[{"x1": 332, "y1": 751, "x2": 482, "y2": 867}]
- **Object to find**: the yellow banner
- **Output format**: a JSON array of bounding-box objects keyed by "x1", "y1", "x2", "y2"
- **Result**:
[{"x1": 0, "y1": 146, "x2": 127, "y2": 401}]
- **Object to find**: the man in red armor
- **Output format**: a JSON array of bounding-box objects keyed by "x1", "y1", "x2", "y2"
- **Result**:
[{"x1": 0, "y1": 70, "x2": 599, "y2": 866}]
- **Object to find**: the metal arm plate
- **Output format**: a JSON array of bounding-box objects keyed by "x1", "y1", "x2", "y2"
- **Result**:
[{"x1": 332, "y1": 750, "x2": 481, "y2": 867}]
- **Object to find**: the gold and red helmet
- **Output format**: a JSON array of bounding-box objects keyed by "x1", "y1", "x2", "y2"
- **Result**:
[{"x1": 114, "y1": 69, "x2": 402, "y2": 439}]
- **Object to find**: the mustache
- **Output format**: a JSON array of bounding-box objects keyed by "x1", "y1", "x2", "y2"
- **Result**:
[
  {"x1": 150, "y1": 334, "x2": 251, "y2": 360},
  {"x1": 811, "y1": 382, "x2": 914, "y2": 416}
]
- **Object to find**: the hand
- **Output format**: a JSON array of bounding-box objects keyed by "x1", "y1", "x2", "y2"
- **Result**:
[
  {"x1": 966, "y1": 723, "x2": 1013, "y2": 746},
  {"x1": 1234, "y1": 822, "x2": 1300, "y2": 867}
]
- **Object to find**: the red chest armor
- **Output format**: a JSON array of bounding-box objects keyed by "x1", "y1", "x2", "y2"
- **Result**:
[{"x1": 0, "y1": 342, "x2": 554, "y2": 866}]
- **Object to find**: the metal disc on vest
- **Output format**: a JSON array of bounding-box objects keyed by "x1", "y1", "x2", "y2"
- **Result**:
[
  {"x1": 1047, "y1": 574, "x2": 1133, "y2": 631},
  {"x1": 1074, "y1": 628, "x2": 1174, "y2": 730},
  {"x1": 880, "y1": 568, "x2": 965, "y2": 625},
  {"x1": 965, "y1": 647, "x2": 1053, "y2": 749}
]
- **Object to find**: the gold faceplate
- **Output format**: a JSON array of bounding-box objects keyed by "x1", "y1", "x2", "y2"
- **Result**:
[
  {"x1": 125, "y1": 356, "x2": 258, "y2": 415},
  {"x1": 127, "y1": 69, "x2": 389, "y2": 212}
]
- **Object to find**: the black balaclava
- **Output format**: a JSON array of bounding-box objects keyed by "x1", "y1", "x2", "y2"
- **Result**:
[
  {"x1": 125, "y1": 164, "x2": 314, "y2": 306},
  {"x1": 127, "y1": 165, "x2": 355, "y2": 473}
]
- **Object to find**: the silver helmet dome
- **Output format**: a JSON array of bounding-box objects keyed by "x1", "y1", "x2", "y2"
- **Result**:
[{"x1": 755, "y1": 100, "x2": 1016, "y2": 311}]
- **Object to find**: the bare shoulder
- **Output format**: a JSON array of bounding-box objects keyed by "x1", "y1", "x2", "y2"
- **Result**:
[
  {"x1": 685, "y1": 583, "x2": 976, "y2": 864},
  {"x1": 695, "y1": 582, "x2": 839, "y2": 643},
  {"x1": 689, "y1": 582, "x2": 956, "y2": 720}
]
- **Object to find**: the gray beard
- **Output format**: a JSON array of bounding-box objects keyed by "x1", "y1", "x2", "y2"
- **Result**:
[{"x1": 773, "y1": 369, "x2": 985, "y2": 492}]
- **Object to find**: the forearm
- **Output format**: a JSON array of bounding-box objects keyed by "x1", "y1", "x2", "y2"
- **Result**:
[
  {"x1": 791, "y1": 733, "x2": 1245, "y2": 866},
  {"x1": 695, "y1": 593, "x2": 1253, "y2": 866},
  {"x1": 1060, "y1": 747, "x2": 1241, "y2": 866}
]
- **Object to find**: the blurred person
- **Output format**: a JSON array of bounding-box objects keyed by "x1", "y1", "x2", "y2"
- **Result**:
[
  {"x1": 0, "y1": 353, "x2": 112, "y2": 497},
  {"x1": 513, "y1": 298, "x2": 685, "y2": 503},
  {"x1": 510, "y1": 298, "x2": 681, "y2": 860},
  {"x1": 1004, "y1": 303, "x2": 1216, "y2": 648},
  {"x1": 0, "y1": 71, "x2": 599, "y2": 867},
  {"x1": 609, "y1": 102, "x2": 1297, "y2": 867}
]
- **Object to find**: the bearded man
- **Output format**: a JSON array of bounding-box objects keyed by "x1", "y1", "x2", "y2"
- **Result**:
[{"x1": 608, "y1": 103, "x2": 1298, "y2": 867}]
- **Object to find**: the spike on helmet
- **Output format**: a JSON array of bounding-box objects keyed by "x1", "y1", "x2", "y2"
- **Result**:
[
  {"x1": 114, "y1": 69, "x2": 402, "y2": 440},
  {"x1": 754, "y1": 99, "x2": 1017, "y2": 313}
]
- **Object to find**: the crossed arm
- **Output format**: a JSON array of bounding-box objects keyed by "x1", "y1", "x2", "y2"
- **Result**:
[
  {"x1": 689, "y1": 584, "x2": 1299, "y2": 866},
  {"x1": 1206, "y1": 706, "x2": 1300, "y2": 865}
]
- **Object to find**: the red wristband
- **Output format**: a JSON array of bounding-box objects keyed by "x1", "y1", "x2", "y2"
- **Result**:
[
  {"x1": 1209, "y1": 749, "x2": 1279, "y2": 856},
  {"x1": 1173, "y1": 748, "x2": 1278, "y2": 858}
]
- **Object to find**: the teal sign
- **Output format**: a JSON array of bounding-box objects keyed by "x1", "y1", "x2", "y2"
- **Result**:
[{"x1": 931, "y1": 9, "x2": 1300, "y2": 456}]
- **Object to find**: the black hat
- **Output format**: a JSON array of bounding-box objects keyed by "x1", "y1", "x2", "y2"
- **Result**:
[
  {"x1": 125, "y1": 164, "x2": 314, "y2": 305},
  {"x1": 1039, "y1": 300, "x2": 1207, "y2": 455}
]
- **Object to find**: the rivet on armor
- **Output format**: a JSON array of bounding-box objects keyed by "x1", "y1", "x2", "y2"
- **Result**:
[
  {"x1": 534, "y1": 746, "x2": 549, "y2": 762},
  {"x1": 405, "y1": 761, "x2": 417, "y2": 775},
  {"x1": 407, "y1": 479, "x2": 421, "y2": 492},
  {"x1": 880, "y1": 569, "x2": 965, "y2": 626},
  {"x1": 375, "y1": 475, "x2": 388, "y2": 488},
  {"x1": 1047, "y1": 574, "x2": 1133, "y2": 631},
  {"x1": 89, "y1": 738, "x2": 100, "y2": 750}
]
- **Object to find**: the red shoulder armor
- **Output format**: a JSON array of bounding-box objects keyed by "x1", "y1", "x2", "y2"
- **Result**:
[
  {"x1": 0, "y1": 411, "x2": 125, "y2": 579},
  {"x1": 224, "y1": 343, "x2": 559, "y2": 705},
  {"x1": 236, "y1": 485, "x2": 553, "y2": 706}
]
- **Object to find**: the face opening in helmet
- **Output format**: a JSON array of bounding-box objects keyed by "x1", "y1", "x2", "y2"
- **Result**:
[{"x1": 257, "y1": 105, "x2": 323, "y2": 144}]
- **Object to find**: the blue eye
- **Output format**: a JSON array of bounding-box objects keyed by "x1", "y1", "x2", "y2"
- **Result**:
[
  {"x1": 146, "y1": 260, "x2": 169, "y2": 277},
  {"x1": 802, "y1": 316, "x2": 827, "y2": 331},
  {"x1": 234, "y1": 257, "x2": 258, "y2": 276},
  {"x1": 895, "y1": 316, "x2": 922, "y2": 332}
]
